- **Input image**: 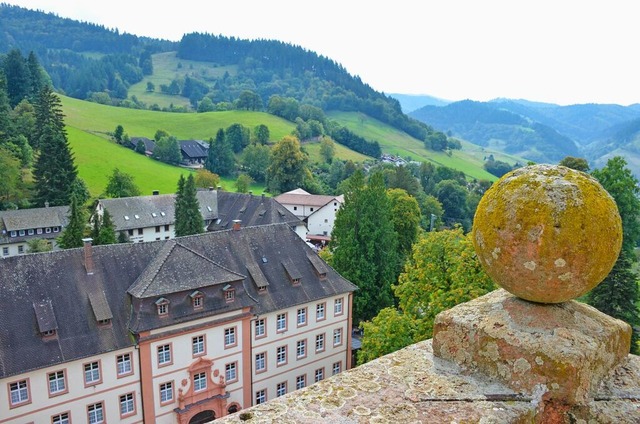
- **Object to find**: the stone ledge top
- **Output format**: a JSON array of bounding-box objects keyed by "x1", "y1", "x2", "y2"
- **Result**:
[{"x1": 217, "y1": 338, "x2": 640, "y2": 423}]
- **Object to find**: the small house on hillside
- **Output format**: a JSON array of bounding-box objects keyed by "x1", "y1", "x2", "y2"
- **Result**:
[
  {"x1": 129, "y1": 136, "x2": 155, "y2": 155},
  {"x1": 0, "y1": 205, "x2": 69, "y2": 257},
  {"x1": 179, "y1": 139, "x2": 208, "y2": 166}
]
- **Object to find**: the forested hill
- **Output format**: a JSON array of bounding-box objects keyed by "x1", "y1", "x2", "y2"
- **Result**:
[{"x1": 0, "y1": 4, "x2": 437, "y2": 143}]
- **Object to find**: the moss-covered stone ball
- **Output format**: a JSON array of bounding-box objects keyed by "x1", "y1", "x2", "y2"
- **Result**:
[{"x1": 472, "y1": 164, "x2": 622, "y2": 303}]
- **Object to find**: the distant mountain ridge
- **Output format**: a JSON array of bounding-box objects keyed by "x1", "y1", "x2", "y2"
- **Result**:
[{"x1": 407, "y1": 98, "x2": 640, "y2": 176}]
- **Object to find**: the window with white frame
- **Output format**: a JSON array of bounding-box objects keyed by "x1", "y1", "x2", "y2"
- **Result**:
[
  {"x1": 333, "y1": 328, "x2": 342, "y2": 346},
  {"x1": 117, "y1": 353, "x2": 132, "y2": 376},
  {"x1": 52, "y1": 413, "x2": 70, "y2": 424},
  {"x1": 297, "y1": 307, "x2": 307, "y2": 326},
  {"x1": 296, "y1": 339, "x2": 306, "y2": 358},
  {"x1": 255, "y1": 318, "x2": 265, "y2": 337},
  {"x1": 156, "y1": 298, "x2": 169, "y2": 316},
  {"x1": 158, "y1": 344, "x2": 171, "y2": 365},
  {"x1": 193, "y1": 335, "x2": 205, "y2": 355},
  {"x1": 87, "y1": 402, "x2": 104, "y2": 424},
  {"x1": 316, "y1": 303, "x2": 325, "y2": 320},
  {"x1": 192, "y1": 294, "x2": 203, "y2": 309},
  {"x1": 276, "y1": 382, "x2": 287, "y2": 397},
  {"x1": 315, "y1": 333, "x2": 325, "y2": 352},
  {"x1": 315, "y1": 368, "x2": 324, "y2": 382},
  {"x1": 193, "y1": 372, "x2": 207, "y2": 391},
  {"x1": 225, "y1": 288, "x2": 235, "y2": 302},
  {"x1": 334, "y1": 298, "x2": 343, "y2": 315},
  {"x1": 296, "y1": 374, "x2": 306, "y2": 390},
  {"x1": 84, "y1": 361, "x2": 101, "y2": 385},
  {"x1": 160, "y1": 382, "x2": 173, "y2": 403},
  {"x1": 276, "y1": 345, "x2": 287, "y2": 365},
  {"x1": 9, "y1": 379, "x2": 29, "y2": 405},
  {"x1": 225, "y1": 362, "x2": 237, "y2": 382},
  {"x1": 332, "y1": 361, "x2": 342, "y2": 375},
  {"x1": 276, "y1": 313, "x2": 287, "y2": 332},
  {"x1": 224, "y1": 327, "x2": 236, "y2": 347},
  {"x1": 255, "y1": 389, "x2": 266, "y2": 404},
  {"x1": 120, "y1": 392, "x2": 135, "y2": 415},
  {"x1": 255, "y1": 352, "x2": 266, "y2": 372},
  {"x1": 2, "y1": 247, "x2": 8, "y2": 256},
  {"x1": 48, "y1": 370, "x2": 66, "y2": 395},
  {"x1": 17, "y1": 245, "x2": 24, "y2": 254}
]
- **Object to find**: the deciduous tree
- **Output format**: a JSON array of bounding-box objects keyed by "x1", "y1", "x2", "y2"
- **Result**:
[
  {"x1": 105, "y1": 168, "x2": 141, "y2": 198},
  {"x1": 266, "y1": 135, "x2": 310, "y2": 194}
]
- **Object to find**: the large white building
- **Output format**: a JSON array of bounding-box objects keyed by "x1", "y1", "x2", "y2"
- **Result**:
[
  {"x1": 274, "y1": 189, "x2": 343, "y2": 243},
  {"x1": 0, "y1": 205, "x2": 69, "y2": 258},
  {"x1": 0, "y1": 223, "x2": 356, "y2": 423}
]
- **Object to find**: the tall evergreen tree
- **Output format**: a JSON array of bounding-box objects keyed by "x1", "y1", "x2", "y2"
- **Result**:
[
  {"x1": 58, "y1": 194, "x2": 86, "y2": 249},
  {"x1": 95, "y1": 209, "x2": 117, "y2": 245},
  {"x1": 205, "y1": 129, "x2": 235, "y2": 176},
  {"x1": 589, "y1": 156, "x2": 640, "y2": 353},
  {"x1": 32, "y1": 86, "x2": 77, "y2": 206},
  {"x1": 174, "y1": 174, "x2": 204, "y2": 237},
  {"x1": 329, "y1": 170, "x2": 399, "y2": 323},
  {"x1": 2, "y1": 49, "x2": 30, "y2": 107}
]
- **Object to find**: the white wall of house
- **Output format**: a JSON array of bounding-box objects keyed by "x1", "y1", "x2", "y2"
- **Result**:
[
  {"x1": 250, "y1": 295, "x2": 350, "y2": 405},
  {"x1": 0, "y1": 347, "x2": 142, "y2": 424},
  {"x1": 306, "y1": 200, "x2": 342, "y2": 237},
  {"x1": 125, "y1": 223, "x2": 175, "y2": 243}
]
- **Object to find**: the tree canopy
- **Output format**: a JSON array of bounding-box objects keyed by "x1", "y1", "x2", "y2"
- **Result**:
[
  {"x1": 266, "y1": 135, "x2": 310, "y2": 195},
  {"x1": 174, "y1": 174, "x2": 204, "y2": 237},
  {"x1": 104, "y1": 168, "x2": 141, "y2": 198}
]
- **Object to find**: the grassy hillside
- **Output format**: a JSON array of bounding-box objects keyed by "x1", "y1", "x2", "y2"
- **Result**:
[{"x1": 327, "y1": 111, "x2": 522, "y2": 181}]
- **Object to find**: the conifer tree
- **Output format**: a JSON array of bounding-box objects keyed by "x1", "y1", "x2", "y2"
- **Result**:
[
  {"x1": 174, "y1": 174, "x2": 204, "y2": 237},
  {"x1": 32, "y1": 86, "x2": 77, "y2": 206},
  {"x1": 329, "y1": 170, "x2": 399, "y2": 323},
  {"x1": 205, "y1": 129, "x2": 235, "y2": 176},
  {"x1": 91, "y1": 209, "x2": 116, "y2": 245},
  {"x1": 58, "y1": 194, "x2": 86, "y2": 249}
]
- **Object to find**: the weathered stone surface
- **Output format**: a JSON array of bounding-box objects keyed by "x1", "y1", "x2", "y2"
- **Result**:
[
  {"x1": 432, "y1": 289, "x2": 631, "y2": 407},
  {"x1": 215, "y1": 336, "x2": 640, "y2": 423},
  {"x1": 472, "y1": 164, "x2": 622, "y2": 303}
]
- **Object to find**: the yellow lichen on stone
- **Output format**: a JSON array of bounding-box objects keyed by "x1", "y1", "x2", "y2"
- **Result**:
[{"x1": 472, "y1": 164, "x2": 622, "y2": 303}]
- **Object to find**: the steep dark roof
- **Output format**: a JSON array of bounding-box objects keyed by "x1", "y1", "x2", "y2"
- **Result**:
[
  {"x1": 180, "y1": 139, "x2": 208, "y2": 159},
  {"x1": 98, "y1": 191, "x2": 218, "y2": 230},
  {"x1": 0, "y1": 206, "x2": 69, "y2": 244},
  {"x1": 211, "y1": 191, "x2": 303, "y2": 231},
  {"x1": 0, "y1": 224, "x2": 356, "y2": 378},
  {"x1": 129, "y1": 137, "x2": 155, "y2": 153}
]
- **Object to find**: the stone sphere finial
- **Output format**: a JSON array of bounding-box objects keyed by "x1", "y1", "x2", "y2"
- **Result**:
[{"x1": 472, "y1": 164, "x2": 622, "y2": 303}]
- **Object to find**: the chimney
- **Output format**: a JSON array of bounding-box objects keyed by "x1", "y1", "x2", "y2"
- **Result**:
[
  {"x1": 152, "y1": 190, "x2": 160, "y2": 196},
  {"x1": 82, "y1": 238, "x2": 95, "y2": 275},
  {"x1": 208, "y1": 186, "x2": 215, "y2": 191},
  {"x1": 232, "y1": 219, "x2": 241, "y2": 231}
]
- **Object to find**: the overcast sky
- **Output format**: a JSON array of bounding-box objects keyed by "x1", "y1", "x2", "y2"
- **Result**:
[{"x1": 5, "y1": 0, "x2": 639, "y2": 106}]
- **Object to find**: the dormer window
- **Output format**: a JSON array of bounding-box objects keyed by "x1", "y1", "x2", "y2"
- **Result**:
[
  {"x1": 42, "y1": 329, "x2": 56, "y2": 337},
  {"x1": 10, "y1": 231, "x2": 16, "y2": 237},
  {"x1": 28, "y1": 229, "x2": 34, "y2": 235},
  {"x1": 223, "y1": 285, "x2": 235, "y2": 302},
  {"x1": 98, "y1": 319, "x2": 111, "y2": 326},
  {"x1": 190, "y1": 291, "x2": 204, "y2": 310},
  {"x1": 156, "y1": 298, "x2": 170, "y2": 316},
  {"x1": 19, "y1": 230, "x2": 25, "y2": 236},
  {"x1": 292, "y1": 278, "x2": 301, "y2": 286}
]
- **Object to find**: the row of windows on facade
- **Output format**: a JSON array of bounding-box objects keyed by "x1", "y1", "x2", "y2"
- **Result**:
[
  {"x1": 8, "y1": 352, "x2": 135, "y2": 423},
  {"x1": 156, "y1": 288, "x2": 236, "y2": 316},
  {"x1": 259, "y1": 299, "x2": 344, "y2": 335},
  {"x1": 127, "y1": 224, "x2": 171, "y2": 237},
  {"x1": 7, "y1": 226, "x2": 60, "y2": 238}
]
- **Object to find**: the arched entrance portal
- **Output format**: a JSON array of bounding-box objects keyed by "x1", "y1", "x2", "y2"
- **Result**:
[{"x1": 189, "y1": 410, "x2": 215, "y2": 424}]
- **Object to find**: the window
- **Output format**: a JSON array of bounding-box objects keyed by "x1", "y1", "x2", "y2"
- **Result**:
[
  {"x1": 193, "y1": 335, "x2": 205, "y2": 356},
  {"x1": 334, "y1": 298, "x2": 343, "y2": 315},
  {"x1": 225, "y1": 362, "x2": 237, "y2": 382},
  {"x1": 315, "y1": 368, "x2": 324, "y2": 382},
  {"x1": 332, "y1": 361, "x2": 342, "y2": 375},
  {"x1": 10, "y1": 230, "x2": 16, "y2": 237},
  {"x1": 255, "y1": 318, "x2": 265, "y2": 338},
  {"x1": 37, "y1": 228, "x2": 43, "y2": 234},
  {"x1": 191, "y1": 291, "x2": 203, "y2": 309},
  {"x1": 255, "y1": 352, "x2": 266, "y2": 372},
  {"x1": 224, "y1": 327, "x2": 236, "y2": 347},
  {"x1": 48, "y1": 370, "x2": 66, "y2": 395},
  {"x1": 293, "y1": 206, "x2": 298, "y2": 211},
  {"x1": 2, "y1": 247, "x2": 8, "y2": 256},
  {"x1": 160, "y1": 382, "x2": 173, "y2": 403},
  {"x1": 296, "y1": 339, "x2": 306, "y2": 359},
  {"x1": 276, "y1": 313, "x2": 287, "y2": 332},
  {"x1": 165, "y1": 224, "x2": 170, "y2": 231},
  {"x1": 297, "y1": 307, "x2": 307, "y2": 326},
  {"x1": 53, "y1": 227, "x2": 59, "y2": 233},
  {"x1": 84, "y1": 361, "x2": 101, "y2": 385},
  {"x1": 28, "y1": 229, "x2": 34, "y2": 235},
  {"x1": 255, "y1": 389, "x2": 266, "y2": 404},
  {"x1": 193, "y1": 372, "x2": 207, "y2": 391},
  {"x1": 19, "y1": 230, "x2": 25, "y2": 236},
  {"x1": 310, "y1": 207, "x2": 314, "y2": 212},
  {"x1": 17, "y1": 245, "x2": 24, "y2": 254},
  {"x1": 315, "y1": 333, "x2": 325, "y2": 352},
  {"x1": 120, "y1": 392, "x2": 135, "y2": 416},
  {"x1": 316, "y1": 303, "x2": 325, "y2": 321},
  {"x1": 52, "y1": 412, "x2": 70, "y2": 424},
  {"x1": 276, "y1": 345, "x2": 287, "y2": 365},
  {"x1": 9, "y1": 379, "x2": 29, "y2": 406},
  {"x1": 117, "y1": 353, "x2": 132, "y2": 376},
  {"x1": 87, "y1": 402, "x2": 104, "y2": 424},
  {"x1": 128, "y1": 229, "x2": 133, "y2": 236},
  {"x1": 158, "y1": 344, "x2": 172, "y2": 366},
  {"x1": 156, "y1": 298, "x2": 169, "y2": 316},
  {"x1": 137, "y1": 228, "x2": 143, "y2": 235},
  {"x1": 296, "y1": 374, "x2": 306, "y2": 390},
  {"x1": 46, "y1": 227, "x2": 52, "y2": 234},
  {"x1": 276, "y1": 382, "x2": 287, "y2": 397},
  {"x1": 155, "y1": 226, "x2": 160, "y2": 233},
  {"x1": 333, "y1": 328, "x2": 343, "y2": 346},
  {"x1": 225, "y1": 289, "x2": 235, "y2": 302}
]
